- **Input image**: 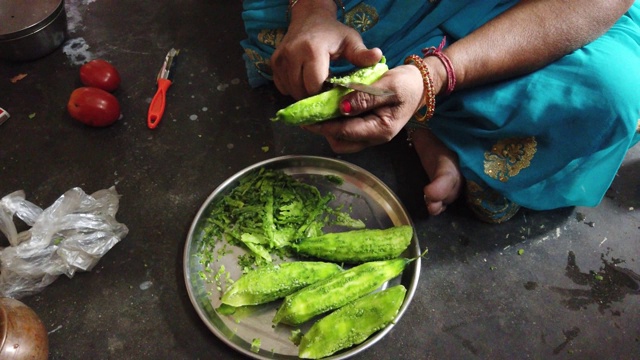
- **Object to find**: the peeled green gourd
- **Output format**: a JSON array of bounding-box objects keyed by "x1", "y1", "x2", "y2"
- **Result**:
[
  {"x1": 298, "y1": 285, "x2": 407, "y2": 359},
  {"x1": 271, "y1": 57, "x2": 389, "y2": 126},
  {"x1": 272, "y1": 257, "x2": 409, "y2": 326},
  {"x1": 220, "y1": 261, "x2": 343, "y2": 307},
  {"x1": 292, "y1": 225, "x2": 413, "y2": 264}
]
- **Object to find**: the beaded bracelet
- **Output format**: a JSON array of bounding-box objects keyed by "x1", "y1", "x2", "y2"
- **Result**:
[
  {"x1": 287, "y1": 0, "x2": 346, "y2": 22},
  {"x1": 404, "y1": 54, "x2": 436, "y2": 122},
  {"x1": 422, "y1": 37, "x2": 456, "y2": 95}
]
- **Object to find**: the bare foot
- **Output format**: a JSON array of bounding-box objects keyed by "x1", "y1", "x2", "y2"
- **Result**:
[{"x1": 410, "y1": 127, "x2": 463, "y2": 216}]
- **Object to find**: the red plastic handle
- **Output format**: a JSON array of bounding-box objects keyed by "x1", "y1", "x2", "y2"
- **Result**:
[{"x1": 147, "y1": 78, "x2": 172, "y2": 129}]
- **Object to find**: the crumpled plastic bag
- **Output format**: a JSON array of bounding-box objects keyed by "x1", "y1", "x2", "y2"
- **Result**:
[{"x1": 0, "y1": 187, "x2": 128, "y2": 299}]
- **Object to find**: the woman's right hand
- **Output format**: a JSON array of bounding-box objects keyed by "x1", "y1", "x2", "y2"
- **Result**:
[{"x1": 272, "y1": 2, "x2": 382, "y2": 100}]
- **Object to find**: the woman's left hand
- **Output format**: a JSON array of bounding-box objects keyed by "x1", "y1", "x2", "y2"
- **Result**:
[{"x1": 302, "y1": 64, "x2": 427, "y2": 153}]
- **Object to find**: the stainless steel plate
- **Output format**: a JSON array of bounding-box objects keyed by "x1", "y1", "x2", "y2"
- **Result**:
[{"x1": 184, "y1": 155, "x2": 421, "y2": 359}]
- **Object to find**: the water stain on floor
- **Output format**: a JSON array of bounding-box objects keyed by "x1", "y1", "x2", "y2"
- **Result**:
[{"x1": 550, "y1": 250, "x2": 640, "y2": 314}]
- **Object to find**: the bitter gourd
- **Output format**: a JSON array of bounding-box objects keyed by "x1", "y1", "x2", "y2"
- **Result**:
[
  {"x1": 220, "y1": 261, "x2": 343, "y2": 307},
  {"x1": 272, "y1": 257, "x2": 409, "y2": 326},
  {"x1": 292, "y1": 225, "x2": 413, "y2": 264},
  {"x1": 271, "y1": 57, "x2": 389, "y2": 126},
  {"x1": 298, "y1": 285, "x2": 407, "y2": 359}
]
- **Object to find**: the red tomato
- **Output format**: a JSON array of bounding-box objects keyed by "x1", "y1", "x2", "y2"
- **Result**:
[
  {"x1": 67, "y1": 87, "x2": 121, "y2": 127},
  {"x1": 79, "y1": 59, "x2": 121, "y2": 92}
]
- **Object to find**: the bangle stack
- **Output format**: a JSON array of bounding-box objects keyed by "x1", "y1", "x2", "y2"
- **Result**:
[
  {"x1": 403, "y1": 37, "x2": 457, "y2": 122},
  {"x1": 287, "y1": 0, "x2": 346, "y2": 22},
  {"x1": 404, "y1": 54, "x2": 436, "y2": 122},
  {"x1": 422, "y1": 36, "x2": 456, "y2": 95}
]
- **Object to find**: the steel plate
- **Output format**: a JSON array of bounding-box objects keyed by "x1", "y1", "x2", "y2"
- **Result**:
[{"x1": 184, "y1": 155, "x2": 421, "y2": 359}]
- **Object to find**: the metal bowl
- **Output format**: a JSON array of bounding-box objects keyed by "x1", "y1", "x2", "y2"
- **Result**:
[
  {"x1": 0, "y1": 0, "x2": 68, "y2": 62},
  {"x1": 0, "y1": 298, "x2": 49, "y2": 360}
]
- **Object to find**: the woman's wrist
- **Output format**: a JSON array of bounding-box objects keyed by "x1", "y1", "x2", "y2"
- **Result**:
[
  {"x1": 422, "y1": 56, "x2": 447, "y2": 97},
  {"x1": 289, "y1": 0, "x2": 338, "y2": 23}
]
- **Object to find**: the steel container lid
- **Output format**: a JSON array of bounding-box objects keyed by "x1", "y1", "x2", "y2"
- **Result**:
[{"x1": 0, "y1": 0, "x2": 64, "y2": 40}]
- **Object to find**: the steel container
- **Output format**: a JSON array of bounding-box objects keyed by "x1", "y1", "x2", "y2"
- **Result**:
[{"x1": 0, "y1": 0, "x2": 68, "y2": 62}]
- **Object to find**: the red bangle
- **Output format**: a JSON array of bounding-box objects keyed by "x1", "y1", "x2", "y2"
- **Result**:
[
  {"x1": 422, "y1": 36, "x2": 456, "y2": 95},
  {"x1": 404, "y1": 54, "x2": 436, "y2": 122}
]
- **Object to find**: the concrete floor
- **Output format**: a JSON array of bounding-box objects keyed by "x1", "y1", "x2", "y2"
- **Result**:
[{"x1": 0, "y1": 1, "x2": 638, "y2": 359}]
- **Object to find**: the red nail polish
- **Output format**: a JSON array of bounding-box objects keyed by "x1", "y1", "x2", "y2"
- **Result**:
[{"x1": 340, "y1": 100, "x2": 352, "y2": 114}]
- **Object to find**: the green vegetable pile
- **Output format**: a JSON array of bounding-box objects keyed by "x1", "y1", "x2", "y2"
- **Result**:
[{"x1": 199, "y1": 168, "x2": 365, "y2": 271}]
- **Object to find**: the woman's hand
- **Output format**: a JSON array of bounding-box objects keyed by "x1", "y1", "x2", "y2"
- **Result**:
[
  {"x1": 272, "y1": 2, "x2": 382, "y2": 100},
  {"x1": 302, "y1": 64, "x2": 433, "y2": 153}
]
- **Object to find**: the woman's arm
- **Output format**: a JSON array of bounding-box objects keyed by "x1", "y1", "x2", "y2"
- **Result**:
[
  {"x1": 302, "y1": 0, "x2": 634, "y2": 154},
  {"x1": 432, "y1": 0, "x2": 635, "y2": 94}
]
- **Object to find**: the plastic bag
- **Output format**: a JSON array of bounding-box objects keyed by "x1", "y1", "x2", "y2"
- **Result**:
[{"x1": 0, "y1": 187, "x2": 128, "y2": 299}]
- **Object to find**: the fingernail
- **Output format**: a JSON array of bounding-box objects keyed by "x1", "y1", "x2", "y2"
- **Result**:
[{"x1": 340, "y1": 100, "x2": 352, "y2": 115}]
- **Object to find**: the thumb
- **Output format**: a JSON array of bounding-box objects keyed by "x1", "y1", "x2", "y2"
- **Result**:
[
  {"x1": 350, "y1": 47, "x2": 383, "y2": 68},
  {"x1": 341, "y1": 36, "x2": 383, "y2": 68}
]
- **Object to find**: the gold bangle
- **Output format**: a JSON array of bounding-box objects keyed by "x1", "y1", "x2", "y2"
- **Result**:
[
  {"x1": 287, "y1": 0, "x2": 346, "y2": 22},
  {"x1": 404, "y1": 54, "x2": 436, "y2": 122}
]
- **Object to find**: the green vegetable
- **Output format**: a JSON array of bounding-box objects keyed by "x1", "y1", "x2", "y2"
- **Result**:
[
  {"x1": 216, "y1": 303, "x2": 236, "y2": 315},
  {"x1": 271, "y1": 58, "x2": 389, "y2": 125},
  {"x1": 220, "y1": 261, "x2": 343, "y2": 307},
  {"x1": 250, "y1": 338, "x2": 261, "y2": 353},
  {"x1": 292, "y1": 225, "x2": 413, "y2": 264},
  {"x1": 289, "y1": 329, "x2": 303, "y2": 346},
  {"x1": 272, "y1": 257, "x2": 410, "y2": 326},
  {"x1": 298, "y1": 285, "x2": 407, "y2": 359},
  {"x1": 200, "y1": 168, "x2": 363, "y2": 268}
]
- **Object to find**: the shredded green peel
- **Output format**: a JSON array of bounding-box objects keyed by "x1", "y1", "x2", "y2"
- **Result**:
[
  {"x1": 251, "y1": 338, "x2": 261, "y2": 353},
  {"x1": 199, "y1": 169, "x2": 363, "y2": 270},
  {"x1": 289, "y1": 329, "x2": 303, "y2": 346}
]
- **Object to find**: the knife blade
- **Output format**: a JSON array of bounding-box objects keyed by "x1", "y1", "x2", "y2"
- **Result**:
[
  {"x1": 147, "y1": 48, "x2": 180, "y2": 129},
  {"x1": 331, "y1": 81, "x2": 395, "y2": 97}
]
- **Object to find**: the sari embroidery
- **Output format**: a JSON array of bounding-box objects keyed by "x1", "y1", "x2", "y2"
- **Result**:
[
  {"x1": 466, "y1": 180, "x2": 521, "y2": 223},
  {"x1": 244, "y1": 48, "x2": 272, "y2": 77},
  {"x1": 344, "y1": 3, "x2": 380, "y2": 33},
  {"x1": 257, "y1": 28, "x2": 285, "y2": 48},
  {"x1": 483, "y1": 137, "x2": 537, "y2": 182}
]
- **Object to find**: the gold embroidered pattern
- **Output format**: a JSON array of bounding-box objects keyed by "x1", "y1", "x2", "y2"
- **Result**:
[
  {"x1": 344, "y1": 3, "x2": 379, "y2": 33},
  {"x1": 636, "y1": 118, "x2": 640, "y2": 133},
  {"x1": 465, "y1": 180, "x2": 521, "y2": 223},
  {"x1": 257, "y1": 28, "x2": 285, "y2": 48},
  {"x1": 484, "y1": 137, "x2": 537, "y2": 182},
  {"x1": 244, "y1": 48, "x2": 272, "y2": 76}
]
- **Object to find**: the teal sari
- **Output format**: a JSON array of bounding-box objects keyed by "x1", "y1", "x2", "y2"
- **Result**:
[{"x1": 241, "y1": 0, "x2": 640, "y2": 220}]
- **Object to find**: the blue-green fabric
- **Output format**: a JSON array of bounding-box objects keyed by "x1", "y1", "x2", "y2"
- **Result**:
[
  {"x1": 241, "y1": 0, "x2": 640, "y2": 211},
  {"x1": 241, "y1": 0, "x2": 515, "y2": 86}
]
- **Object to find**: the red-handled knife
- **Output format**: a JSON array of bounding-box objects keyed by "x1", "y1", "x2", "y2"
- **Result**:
[{"x1": 147, "y1": 48, "x2": 180, "y2": 129}]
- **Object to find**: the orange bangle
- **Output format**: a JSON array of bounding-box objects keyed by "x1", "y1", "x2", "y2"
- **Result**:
[{"x1": 404, "y1": 54, "x2": 436, "y2": 122}]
